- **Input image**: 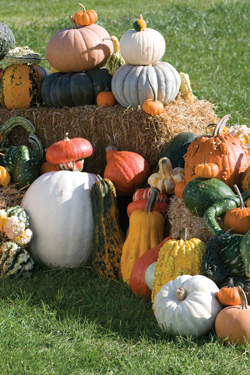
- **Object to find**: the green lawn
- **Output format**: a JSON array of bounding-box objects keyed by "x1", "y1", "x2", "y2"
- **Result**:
[{"x1": 1, "y1": 0, "x2": 250, "y2": 374}]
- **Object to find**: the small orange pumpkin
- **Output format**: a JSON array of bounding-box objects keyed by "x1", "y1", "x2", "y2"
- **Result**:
[
  {"x1": 142, "y1": 79, "x2": 164, "y2": 115},
  {"x1": 74, "y1": 3, "x2": 98, "y2": 26},
  {"x1": 224, "y1": 184, "x2": 250, "y2": 234},
  {"x1": 40, "y1": 161, "x2": 58, "y2": 175},
  {"x1": 174, "y1": 179, "x2": 186, "y2": 199},
  {"x1": 96, "y1": 90, "x2": 116, "y2": 107},
  {"x1": 194, "y1": 151, "x2": 219, "y2": 179},
  {"x1": 217, "y1": 278, "x2": 241, "y2": 306}
]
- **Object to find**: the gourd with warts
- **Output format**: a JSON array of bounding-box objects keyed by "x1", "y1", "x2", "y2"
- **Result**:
[{"x1": 103, "y1": 36, "x2": 125, "y2": 76}]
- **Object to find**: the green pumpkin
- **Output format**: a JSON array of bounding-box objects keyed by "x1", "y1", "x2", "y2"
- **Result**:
[{"x1": 41, "y1": 68, "x2": 112, "y2": 108}]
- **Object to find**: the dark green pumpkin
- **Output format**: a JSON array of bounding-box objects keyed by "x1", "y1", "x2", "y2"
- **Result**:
[
  {"x1": 42, "y1": 68, "x2": 112, "y2": 108},
  {"x1": 182, "y1": 177, "x2": 234, "y2": 217}
]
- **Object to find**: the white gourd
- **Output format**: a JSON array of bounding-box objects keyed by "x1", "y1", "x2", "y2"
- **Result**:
[
  {"x1": 145, "y1": 261, "x2": 157, "y2": 291},
  {"x1": 111, "y1": 62, "x2": 181, "y2": 108},
  {"x1": 21, "y1": 171, "x2": 96, "y2": 268},
  {"x1": 153, "y1": 274, "x2": 222, "y2": 337},
  {"x1": 120, "y1": 28, "x2": 166, "y2": 66}
]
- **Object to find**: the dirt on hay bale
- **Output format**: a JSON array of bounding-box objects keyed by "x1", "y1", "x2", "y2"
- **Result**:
[{"x1": 0, "y1": 95, "x2": 219, "y2": 176}]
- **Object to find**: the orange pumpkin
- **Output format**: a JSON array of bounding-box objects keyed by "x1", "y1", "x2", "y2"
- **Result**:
[
  {"x1": 194, "y1": 151, "x2": 219, "y2": 178},
  {"x1": 224, "y1": 185, "x2": 250, "y2": 234},
  {"x1": 174, "y1": 179, "x2": 186, "y2": 199},
  {"x1": 96, "y1": 90, "x2": 116, "y2": 107},
  {"x1": 40, "y1": 161, "x2": 58, "y2": 175},
  {"x1": 215, "y1": 285, "x2": 250, "y2": 345},
  {"x1": 217, "y1": 278, "x2": 241, "y2": 306},
  {"x1": 46, "y1": 16, "x2": 113, "y2": 73},
  {"x1": 74, "y1": 3, "x2": 98, "y2": 26},
  {"x1": 184, "y1": 114, "x2": 250, "y2": 189},
  {"x1": 142, "y1": 79, "x2": 164, "y2": 115}
]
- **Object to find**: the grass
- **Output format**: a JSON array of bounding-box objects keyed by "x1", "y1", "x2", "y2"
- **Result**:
[{"x1": 1, "y1": 0, "x2": 250, "y2": 373}]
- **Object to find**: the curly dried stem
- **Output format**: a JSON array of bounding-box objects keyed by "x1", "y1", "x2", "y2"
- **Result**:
[
  {"x1": 212, "y1": 114, "x2": 231, "y2": 136},
  {"x1": 176, "y1": 287, "x2": 185, "y2": 301},
  {"x1": 78, "y1": 3, "x2": 86, "y2": 12},
  {"x1": 234, "y1": 184, "x2": 245, "y2": 210},
  {"x1": 237, "y1": 285, "x2": 249, "y2": 309}
]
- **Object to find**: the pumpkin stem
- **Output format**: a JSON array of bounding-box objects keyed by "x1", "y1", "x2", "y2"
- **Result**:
[
  {"x1": 228, "y1": 278, "x2": 235, "y2": 288},
  {"x1": 63, "y1": 132, "x2": 70, "y2": 142},
  {"x1": 78, "y1": 3, "x2": 86, "y2": 12},
  {"x1": 106, "y1": 145, "x2": 118, "y2": 153},
  {"x1": 234, "y1": 184, "x2": 245, "y2": 210},
  {"x1": 212, "y1": 114, "x2": 231, "y2": 136},
  {"x1": 180, "y1": 227, "x2": 188, "y2": 241},
  {"x1": 95, "y1": 174, "x2": 103, "y2": 182},
  {"x1": 145, "y1": 188, "x2": 158, "y2": 212},
  {"x1": 137, "y1": 14, "x2": 143, "y2": 19},
  {"x1": 237, "y1": 117, "x2": 240, "y2": 126},
  {"x1": 69, "y1": 15, "x2": 78, "y2": 29},
  {"x1": 176, "y1": 287, "x2": 185, "y2": 301},
  {"x1": 103, "y1": 36, "x2": 120, "y2": 54},
  {"x1": 237, "y1": 285, "x2": 249, "y2": 310},
  {"x1": 204, "y1": 151, "x2": 212, "y2": 165},
  {"x1": 148, "y1": 77, "x2": 157, "y2": 102}
]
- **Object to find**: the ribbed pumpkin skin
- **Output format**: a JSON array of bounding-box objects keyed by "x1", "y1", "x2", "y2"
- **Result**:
[
  {"x1": 90, "y1": 178, "x2": 125, "y2": 279},
  {"x1": 120, "y1": 28, "x2": 165, "y2": 65},
  {"x1": 41, "y1": 69, "x2": 112, "y2": 108},
  {"x1": 0, "y1": 64, "x2": 47, "y2": 109},
  {"x1": 46, "y1": 24, "x2": 113, "y2": 73},
  {"x1": 111, "y1": 62, "x2": 180, "y2": 108}
]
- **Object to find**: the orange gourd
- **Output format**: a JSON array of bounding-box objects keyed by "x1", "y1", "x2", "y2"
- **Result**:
[
  {"x1": 142, "y1": 79, "x2": 164, "y2": 115},
  {"x1": 215, "y1": 285, "x2": 250, "y2": 345},
  {"x1": 174, "y1": 179, "x2": 186, "y2": 199},
  {"x1": 217, "y1": 278, "x2": 241, "y2": 306},
  {"x1": 224, "y1": 185, "x2": 250, "y2": 234},
  {"x1": 74, "y1": 3, "x2": 98, "y2": 26},
  {"x1": 194, "y1": 151, "x2": 219, "y2": 178},
  {"x1": 96, "y1": 90, "x2": 116, "y2": 107},
  {"x1": 127, "y1": 187, "x2": 168, "y2": 217},
  {"x1": 40, "y1": 161, "x2": 58, "y2": 175},
  {"x1": 0, "y1": 166, "x2": 11, "y2": 186}
]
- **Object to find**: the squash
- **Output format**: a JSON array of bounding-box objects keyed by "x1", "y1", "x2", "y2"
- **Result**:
[
  {"x1": 0, "y1": 241, "x2": 34, "y2": 278},
  {"x1": 240, "y1": 228, "x2": 250, "y2": 278},
  {"x1": 103, "y1": 146, "x2": 151, "y2": 196},
  {"x1": 127, "y1": 187, "x2": 168, "y2": 218},
  {"x1": 0, "y1": 166, "x2": 11, "y2": 187},
  {"x1": 130, "y1": 236, "x2": 171, "y2": 299},
  {"x1": 142, "y1": 78, "x2": 164, "y2": 115},
  {"x1": 74, "y1": 3, "x2": 98, "y2": 26},
  {"x1": 184, "y1": 114, "x2": 250, "y2": 189},
  {"x1": 120, "y1": 16, "x2": 165, "y2": 65},
  {"x1": 0, "y1": 64, "x2": 47, "y2": 109},
  {"x1": 40, "y1": 161, "x2": 58, "y2": 175},
  {"x1": 21, "y1": 171, "x2": 96, "y2": 268},
  {"x1": 215, "y1": 285, "x2": 250, "y2": 345},
  {"x1": 120, "y1": 188, "x2": 165, "y2": 285},
  {"x1": 133, "y1": 14, "x2": 147, "y2": 32},
  {"x1": 194, "y1": 152, "x2": 220, "y2": 178},
  {"x1": 104, "y1": 35, "x2": 125, "y2": 76},
  {"x1": 4, "y1": 46, "x2": 42, "y2": 65},
  {"x1": 111, "y1": 62, "x2": 181, "y2": 108},
  {"x1": 46, "y1": 16, "x2": 113, "y2": 73},
  {"x1": 217, "y1": 278, "x2": 241, "y2": 306},
  {"x1": 90, "y1": 176, "x2": 125, "y2": 279},
  {"x1": 153, "y1": 274, "x2": 222, "y2": 337},
  {"x1": 224, "y1": 185, "x2": 250, "y2": 234},
  {"x1": 182, "y1": 177, "x2": 234, "y2": 217},
  {"x1": 151, "y1": 228, "x2": 206, "y2": 303},
  {"x1": 41, "y1": 68, "x2": 112, "y2": 108},
  {"x1": 96, "y1": 89, "x2": 116, "y2": 107},
  {"x1": 0, "y1": 22, "x2": 15, "y2": 60}
]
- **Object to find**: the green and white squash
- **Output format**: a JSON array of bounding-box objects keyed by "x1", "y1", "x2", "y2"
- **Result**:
[
  {"x1": 0, "y1": 22, "x2": 15, "y2": 60},
  {"x1": 0, "y1": 241, "x2": 34, "y2": 278}
]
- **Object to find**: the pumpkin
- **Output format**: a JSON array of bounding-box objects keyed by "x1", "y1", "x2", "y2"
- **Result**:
[
  {"x1": 21, "y1": 171, "x2": 96, "y2": 268},
  {"x1": 90, "y1": 176, "x2": 125, "y2": 279},
  {"x1": 0, "y1": 64, "x2": 47, "y2": 109},
  {"x1": 120, "y1": 16, "x2": 165, "y2": 65},
  {"x1": 147, "y1": 157, "x2": 184, "y2": 195},
  {"x1": 130, "y1": 236, "x2": 171, "y2": 299},
  {"x1": 215, "y1": 285, "x2": 250, "y2": 345},
  {"x1": 103, "y1": 146, "x2": 151, "y2": 196},
  {"x1": 46, "y1": 133, "x2": 93, "y2": 171},
  {"x1": 184, "y1": 114, "x2": 250, "y2": 189},
  {"x1": 46, "y1": 16, "x2": 113, "y2": 73},
  {"x1": 151, "y1": 227, "x2": 206, "y2": 303},
  {"x1": 153, "y1": 274, "x2": 222, "y2": 337},
  {"x1": 194, "y1": 152, "x2": 219, "y2": 178},
  {"x1": 142, "y1": 78, "x2": 164, "y2": 115},
  {"x1": 217, "y1": 278, "x2": 241, "y2": 306},
  {"x1": 120, "y1": 188, "x2": 165, "y2": 285},
  {"x1": 0, "y1": 166, "x2": 11, "y2": 187},
  {"x1": 224, "y1": 185, "x2": 250, "y2": 234},
  {"x1": 103, "y1": 35, "x2": 125, "y2": 76},
  {"x1": 133, "y1": 14, "x2": 147, "y2": 32},
  {"x1": 174, "y1": 180, "x2": 186, "y2": 199},
  {"x1": 133, "y1": 188, "x2": 168, "y2": 202},
  {"x1": 0, "y1": 22, "x2": 15, "y2": 60},
  {"x1": 40, "y1": 161, "x2": 58, "y2": 175},
  {"x1": 111, "y1": 62, "x2": 181, "y2": 108},
  {"x1": 127, "y1": 187, "x2": 168, "y2": 218},
  {"x1": 74, "y1": 3, "x2": 98, "y2": 26},
  {"x1": 241, "y1": 166, "x2": 250, "y2": 193},
  {"x1": 41, "y1": 68, "x2": 112, "y2": 108},
  {"x1": 96, "y1": 89, "x2": 116, "y2": 107}
]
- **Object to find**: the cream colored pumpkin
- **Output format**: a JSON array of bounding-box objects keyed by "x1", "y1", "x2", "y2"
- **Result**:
[
  {"x1": 111, "y1": 62, "x2": 181, "y2": 108},
  {"x1": 21, "y1": 171, "x2": 96, "y2": 268},
  {"x1": 154, "y1": 275, "x2": 222, "y2": 337}
]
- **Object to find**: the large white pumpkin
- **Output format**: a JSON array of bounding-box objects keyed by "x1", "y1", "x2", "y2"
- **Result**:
[
  {"x1": 111, "y1": 62, "x2": 181, "y2": 108},
  {"x1": 21, "y1": 171, "x2": 96, "y2": 268},
  {"x1": 153, "y1": 275, "x2": 222, "y2": 337},
  {"x1": 120, "y1": 28, "x2": 165, "y2": 65}
]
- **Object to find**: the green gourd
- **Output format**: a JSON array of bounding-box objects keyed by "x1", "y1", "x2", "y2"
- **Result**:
[
  {"x1": 0, "y1": 117, "x2": 43, "y2": 189},
  {"x1": 0, "y1": 241, "x2": 34, "y2": 277},
  {"x1": 0, "y1": 22, "x2": 16, "y2": 60}
]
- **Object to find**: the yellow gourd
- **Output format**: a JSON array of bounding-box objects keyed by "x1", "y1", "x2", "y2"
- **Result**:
[
  {"x1": 151, "y1": 228, "x2": 206, "y2": 303},
  {"x1": 120, "y1": 188, "x2": 164, "y2": 285},
  {"x1": 0, "y1": 166, "x2": 11, "y2": 186},
  {"x1": 147, "y1": 157, "x2": 184, "y2": 194}
]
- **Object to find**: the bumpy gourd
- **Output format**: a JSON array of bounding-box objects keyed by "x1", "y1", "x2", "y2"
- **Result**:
[
  {"x1": 147, "y1": 157, "x2": 184, "y2": 194},
  {"x1": 151, "y1": 228, "x2": 206, "y2": 303},
  {"x1": 90, "y1": 176, "x2": 125, "y2": 279},
  {"x1": 104, "y1": 36, "x2": 125, "y2": 76},
  {"x1": 0, "y1": 241, "x2": 34, "y2": 278},
  {"x1": 0, "y1": 22, "x2": 16, "y2": 60}
]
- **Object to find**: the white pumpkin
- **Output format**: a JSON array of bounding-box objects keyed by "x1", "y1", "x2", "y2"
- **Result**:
[
  {"x1": 111, "y1": 62, "x2": 181, "y2": 108},
  {"x1": 120, "y1": 28, "x2": 166, "y2": 66},
  {"x1": 21, "y1": 171, "x2": 96, "y2": 268},
  {"x1": 153, "y1": 275, "x2": 222, "y2": 337}
]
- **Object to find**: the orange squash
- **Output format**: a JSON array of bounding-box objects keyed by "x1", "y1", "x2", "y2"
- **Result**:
[
  {"x1": 96, "y1": 90, "x2": 116, "y2": 107},
  {"x1": 74, "y1": 3, "x2": 98, "y2": 26},
  {"x1": 224, "y1": 185, "x2": 250, "y2": 234}
]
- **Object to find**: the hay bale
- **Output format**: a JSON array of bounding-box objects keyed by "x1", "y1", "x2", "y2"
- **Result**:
[
  {"x1": 0, "y1": 95, "x2": 219, "y2": 176},
  {"x1": 0, "y1": 184, "x2": 25, "y2": 210},
  {"x1": 168, "y1": 195, "x2": 224, "y2": 242}
]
